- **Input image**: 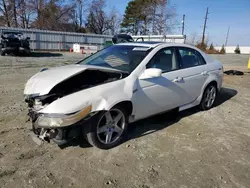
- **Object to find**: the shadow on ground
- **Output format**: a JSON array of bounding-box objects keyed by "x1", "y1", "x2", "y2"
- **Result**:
[
  {"x1": 59, "y1": 137, "x2": 92, "y2": 149},
  {"x1": 214, "y1": 87, "x2": 238, "y2": 107},
  {"x1": 126, "y1": 87, "x2": 237, "y2": 141},
  {"x1": 30, "y1": 52, "x2": 63, "y2": 57},
  {"x1": 61, "y1": 87, "x2": 237, "y2": 149}
]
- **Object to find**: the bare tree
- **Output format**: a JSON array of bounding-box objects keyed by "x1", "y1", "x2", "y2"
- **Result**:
[
  {"x1": 154, "y1": 0, "x2": 176, "y2": 35},
  {"x1": 74, "y1": 0, "x2": 88, "y2": 29},
  {"x1": 18, "y1": 0, "x2": 34, "y2": 28},
  {"x1": 29, "y1": 0, "x2": 75, "y2": 31},
  {"x1": 107, "y1": 7, "x2": 121, "y2": 35},
  {"x1": 0, "y1": 0, "x2": 22, "y2": 27},
  {"x1": 29, "y1": 0, "x2": 45, "y2": 29},
  {"x1": 0, "y1": 0, "x2": 11, "y2": 26},
  {"x1": 186, "y1": 32, "x2": 197, "y2": 45},
  {"x1": 86, "y1": 0, "x2": 110, "y2": 34},
  {"x1": 9, "y1": 0, "x2": 18, "y2": 27},
  {"x1": 139, "y1": 0, "x2": 154, "y2": 35},
  {"x1": 0, "y1": 0, "x2": 76, "y2": 30},
  {"x1": 121, "y1": 0, "x2": 176, "y2": 35},
  {"x1": 151, "y1": 0, "x2": 157, "y2": 34}
]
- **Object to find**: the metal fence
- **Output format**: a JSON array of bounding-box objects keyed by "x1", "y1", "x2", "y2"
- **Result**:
[{"x1": 0, "y1": 27, "x2": 113, "y2": 51}]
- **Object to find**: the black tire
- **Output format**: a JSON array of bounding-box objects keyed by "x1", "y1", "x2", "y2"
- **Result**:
[
  {"x1": 83, "y1": 106, "x2": 128, "y2": 149},
  {"x1": 199, "y1": 83, "x2": 217, "y2": 110},
  {"x1": 0, "y1": 44, "x2": 5, "y2": 56}
]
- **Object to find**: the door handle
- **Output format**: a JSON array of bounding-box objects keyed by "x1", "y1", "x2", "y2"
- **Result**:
[
  {"x1": 201, "y1": 71, "x2": 208, "y2": 75},
  {"x1": 172, "y1": 77, "x2": 183, "y2": 82}
]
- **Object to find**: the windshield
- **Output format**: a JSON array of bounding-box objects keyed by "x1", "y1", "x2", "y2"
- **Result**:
[{"x1": 78, "y1": 45, "x2": 152, "y2": 73}]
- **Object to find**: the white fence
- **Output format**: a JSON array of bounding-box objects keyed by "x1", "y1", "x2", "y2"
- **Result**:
[
  {"x1": 0, "y1": 27, "x2": 112, "y2": 51},
  {"x1": 215, "y1": 46, "x2": 250, "y2": 54}
]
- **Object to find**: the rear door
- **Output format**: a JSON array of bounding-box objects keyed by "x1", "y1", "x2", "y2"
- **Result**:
[{"x1": 173, "y1": 47, "x2": 208, "y2": 104}]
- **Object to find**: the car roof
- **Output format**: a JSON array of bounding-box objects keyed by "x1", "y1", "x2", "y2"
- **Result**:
[
  {"x1": 116, "y1": 42, "x2": 164, "y2": 48},
  {"x1": 116, "y1": 42, "x2": 198, "y2": 49}
]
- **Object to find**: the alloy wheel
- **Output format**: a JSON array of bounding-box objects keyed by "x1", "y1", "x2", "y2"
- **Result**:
[
  {"x1": 204, "y1": 86, "x2": 216, "y2": 108},
  {"x1": 97, "y1": 109, "x2": 126, "y2": 145}
]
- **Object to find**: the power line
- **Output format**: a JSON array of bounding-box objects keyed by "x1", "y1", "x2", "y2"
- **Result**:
[
  {"x1": 184, "y1": 24, "x2": 194, "y2": 33},
  {"x1": 184, "y1": 24, "x2": 204, "y2": 36},
  {"x1": 202, "y1": 7, "x2": 209, "y2": 44},
  {"x1": 184, "y1": 28, "x2": 193, "y2": 35},
  {"x1": 185, "y1": 30, "x2": 203, "y2": 36},
  {"x1": 183, "y1": 23, "x2": 204, "y2": 36}
]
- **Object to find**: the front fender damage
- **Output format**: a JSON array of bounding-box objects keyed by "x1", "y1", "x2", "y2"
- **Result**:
[{"x1": 25, "y1": 68, "x2": 129, "y2": 146}]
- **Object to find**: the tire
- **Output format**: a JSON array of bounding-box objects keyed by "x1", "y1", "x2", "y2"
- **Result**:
[
  {"x1": 83, "y1": 106, "x2": 128, "y2": 149},
  {"x1": 199, "y1": 84, "x2": 217, "y2": 110},
  {"x1": 1, "y1": 51, "x2": 5, "y2": 56},
  {"x1": 0, "y1": 45, "x2": 5, "y2": 56}
]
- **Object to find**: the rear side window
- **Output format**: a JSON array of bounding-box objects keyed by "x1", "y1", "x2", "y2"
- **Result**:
[{"x1": 177, "y1": 47, "x2": 206, "y2": 69}]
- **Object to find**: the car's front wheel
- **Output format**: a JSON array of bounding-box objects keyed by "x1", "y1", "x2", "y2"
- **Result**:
[
  {"x1": 84, "y1": 106, "x2": 128, "y2": 149},
  {"x1": 199, "y1": 84, "x2": 217, "y2": 110}
]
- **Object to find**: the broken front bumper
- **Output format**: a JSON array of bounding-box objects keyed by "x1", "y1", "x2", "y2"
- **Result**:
[
  {"x1": 27, "y1": 105, "x2": 93, "y2": 146},
  {"x1": 29, "y1": 124, "x2": 82, "y2": 146}
]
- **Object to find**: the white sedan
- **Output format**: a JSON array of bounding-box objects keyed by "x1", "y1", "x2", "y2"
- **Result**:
[{"x1": 24, "y1": 42, "x2": 223, "y2": 149}]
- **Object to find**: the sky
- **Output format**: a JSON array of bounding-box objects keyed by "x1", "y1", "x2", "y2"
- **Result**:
[{"x1": 106, "y1": 0, "x2": 250, "y2": 46}]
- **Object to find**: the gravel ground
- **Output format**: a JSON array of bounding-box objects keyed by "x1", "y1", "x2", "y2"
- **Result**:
[
  {"x1": 212, "y1": 54, "x2": 249, "y2": 71},
  {"x1": 0, "y1": 52, "x2": 249, "y2": 188}
]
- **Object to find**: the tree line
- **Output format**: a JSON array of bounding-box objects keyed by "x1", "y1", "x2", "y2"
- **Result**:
[
  {"x1": 121, "y1": 0, "x2": 175, "y2": 35},
  {"x1": 0, "y1": 0, "x2": 176, "y2": 35}
]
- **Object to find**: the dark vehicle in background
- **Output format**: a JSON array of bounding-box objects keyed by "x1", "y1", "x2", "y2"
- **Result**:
[
  {"x1": 112, "y1": 34, "x2": 144, "y2": 44},
  {"x1": 0, "y1": 32, "x2": 31, "y2": 56},
  {"x1": 112, "y1": 34, "x2": 135, "y2": 44}
]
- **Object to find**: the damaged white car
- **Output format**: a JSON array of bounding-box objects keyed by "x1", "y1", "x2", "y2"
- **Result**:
[{"x1": 24, "y1": 42, "x2": 223, "y2": 149}]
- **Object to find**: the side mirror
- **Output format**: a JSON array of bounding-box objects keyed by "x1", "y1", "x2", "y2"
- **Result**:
[{"x1": 139, "y1": 68, "x2": 162, "y2": 79}]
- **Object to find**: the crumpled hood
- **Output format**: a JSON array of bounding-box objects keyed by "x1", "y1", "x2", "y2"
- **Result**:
[{"x1": 24, "y1": 64, "x2": 120, "y2": 96}]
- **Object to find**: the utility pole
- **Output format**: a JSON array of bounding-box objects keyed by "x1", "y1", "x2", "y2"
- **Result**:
[
  {"x1": 225, "y1": 26, "x2": 230, "y2": 46},
  {"x1": 202, "y1": 7, "x2": 209, "y2": 44},
  {"x1": 182, "y1": 14, "x2": 185, "y2": 35}
]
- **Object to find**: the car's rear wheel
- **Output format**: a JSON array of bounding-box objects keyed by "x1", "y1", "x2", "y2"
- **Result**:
[
  {"x1": 199, "y1": 84, "x2": 217, "y2": 110},
  {"x1": 84, "y1": 106, "x2": 128, "y2": 149}
]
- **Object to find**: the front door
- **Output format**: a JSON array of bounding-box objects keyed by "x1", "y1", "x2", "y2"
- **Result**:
[{"x1": 132, "y1": 47, "x2": 188, "y2": 120}]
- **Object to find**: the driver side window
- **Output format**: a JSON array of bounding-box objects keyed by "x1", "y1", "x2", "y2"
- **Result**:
[{"x1": 146, "y1": 48, "x2": 179, "y2": 73}]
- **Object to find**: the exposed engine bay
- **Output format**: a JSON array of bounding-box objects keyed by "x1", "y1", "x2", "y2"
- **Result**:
[
  {"x1": 25, "y1": 69, "x2": 128, "y2": 145},
  {"x1": 26, "y1": 69, "x2": 127, "y2": 107}
]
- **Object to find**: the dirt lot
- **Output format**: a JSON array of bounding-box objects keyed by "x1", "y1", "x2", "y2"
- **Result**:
[{"x1": 0, "y1": 53, "x2": 249, "y2": 188}]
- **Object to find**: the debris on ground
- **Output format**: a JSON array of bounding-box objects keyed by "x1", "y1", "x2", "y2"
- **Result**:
[{"x1": 224, "y1": 70, "x2": 244, "y2": 75}]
